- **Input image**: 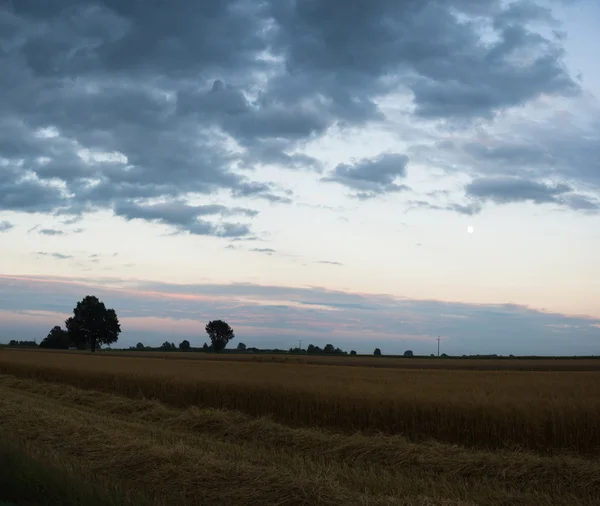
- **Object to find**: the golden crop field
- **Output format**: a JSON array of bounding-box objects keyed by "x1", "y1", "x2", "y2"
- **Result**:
[
  {"x1": 1, "y1": 348, "x2": 599, "y2": 505},
  {"x1": 9, "y1": 346, "x2": 600, "y2": 370}
]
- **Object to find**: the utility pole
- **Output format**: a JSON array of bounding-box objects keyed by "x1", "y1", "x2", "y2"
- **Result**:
[
  {"x1": 298, "y1": 339, "x2": 303, "y2": 351},
  {"x1": 437, "y1": 336, "x2": 441, "y2": 357}
]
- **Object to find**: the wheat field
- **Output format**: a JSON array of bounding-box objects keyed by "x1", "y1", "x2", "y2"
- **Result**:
[{"x1": 1, "y1": 348, "x2": 599, "y2": 505}]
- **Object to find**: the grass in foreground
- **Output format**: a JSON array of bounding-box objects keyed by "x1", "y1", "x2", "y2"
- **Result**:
[
  {"x1": 1, "y1": 374, "x2": 599, "y2": 505},
  {"x1": 0, "y1": 433, "x2": 149, "y2": 506}
]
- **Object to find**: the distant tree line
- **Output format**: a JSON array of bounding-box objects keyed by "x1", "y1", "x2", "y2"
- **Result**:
[
  {"x1": 27, "y1": 296, "x2": 421, "y2": 358},
  {"x1": 8, "y1": 340, "x2": 37, "y2": 347}
]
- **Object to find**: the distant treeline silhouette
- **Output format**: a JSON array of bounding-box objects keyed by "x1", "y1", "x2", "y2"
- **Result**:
[{"x1": 8, "y1": 340, "x2": 37, "y2": 347}]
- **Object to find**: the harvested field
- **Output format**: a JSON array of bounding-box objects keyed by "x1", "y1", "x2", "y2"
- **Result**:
[
  {"x1": 1, "y1": 349, "x2": 599, "y2": 505},
  {"x1": 6, "y1": 346, "x2": 600, "y2": 371}
]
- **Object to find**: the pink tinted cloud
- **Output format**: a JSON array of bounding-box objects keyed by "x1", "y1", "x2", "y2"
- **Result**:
[{"x1": 1, "y1": 274, "x2": 599, "y2": 355}]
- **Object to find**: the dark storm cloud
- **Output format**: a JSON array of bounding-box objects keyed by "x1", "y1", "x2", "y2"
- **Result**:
[
  {"x1": 0, "y1": 221, "x2": 14, "y2": 232},
  {"x1": 322, "y1": 153, "x2": 410, "y2": 199},
  {"x1": 1, "y1": 274, "x2": 598, "y2": 355}
]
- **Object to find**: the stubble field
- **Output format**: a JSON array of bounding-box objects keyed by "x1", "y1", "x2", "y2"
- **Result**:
[{"x1": 0, "y1": 348, "x2": 599, "y2": 505}]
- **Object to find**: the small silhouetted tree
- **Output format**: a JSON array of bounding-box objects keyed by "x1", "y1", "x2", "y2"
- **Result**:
[
  {"x1": 374, "y1": 348, "x2": 382, "y2": 356},
  {"x1": 306, "y1": 344, "x2": 316, "y2": 354},
  {"x1": 40, "y1": 326, "x2": 71, "y2": 349},
  {"x1": 179, "y1": 340, "x2": 191, "y2": 351},
  {"x1": 350, "y1": 350, "x2": 357, "y2": 356},
  {"x1": 237, "y1": 342, "x2": 247, "y2": 351},
  {"x1": 205, "y1": 320, "x2": 235, "y2": 352},
  {"x1": 202, "y1": 343, "x2": 209, "y2": 351},
  {"x1": 324, "y1": 344, "x2": 335, "y2": 354},
  {"x1": 136, "y1": 342, "x2": 145, "y2": 350},
  {"x1": 66, "y1": 296, "x2": 121, "y2": 352},
  {"x1": 403, "y1": 350, "x2": 414, "y2": 357}
]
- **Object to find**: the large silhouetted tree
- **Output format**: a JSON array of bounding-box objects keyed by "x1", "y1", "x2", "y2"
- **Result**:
[
  {"x1": 205, "y1": 320, "x2": 234, "y2": 352},
  {"x1": 66, "y1": 296, "x2": 121, "y2": 353}
]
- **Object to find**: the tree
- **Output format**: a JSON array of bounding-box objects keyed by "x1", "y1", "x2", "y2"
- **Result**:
[
  {"x1": 179, "y1": 340, "x2": 191, "y2": 351},
  {"x1": 136, "y1": 342, "x2": 145, "y2": 350},
  {"x1": 324, "y1": 344, "x2": 335, "y2": 354},
  {"x1": 403, "y1": 350, "x2": 414, "y2": 357},
  {"x1": 66, "y1": 296, "x2": 121, "y2": 353},
  {"x1": 205, "y1": 320, "x2": 234, "y2": 352},
  {"x1": 39, "y1": 326, "x2": 72, "y2": 349},
  {"x1": 306, "y1": 344, "x2": 316, "y2": 354},
  {"x1": 202, "y1": 343, "x2": 209, "y2": 351},
  {"x1": 350, "y1": 350, "x2": 357, "y2": 356},
  {"x1": 161, "y1": 341, "x2": 173, "y2": 350},
  {"x1": 237, "y1": 342, "x2": 247, "y2": 351},
  {"x1": 374, "y1": 348, "x2": 382, "y2": 356}
]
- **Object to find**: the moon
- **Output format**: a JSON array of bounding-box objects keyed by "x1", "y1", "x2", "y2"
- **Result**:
[{"x1": 467, "y1": 226, "x2": 474, "y2": 234}]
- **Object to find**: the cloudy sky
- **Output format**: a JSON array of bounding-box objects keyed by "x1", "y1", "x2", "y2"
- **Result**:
[{"x1": 1, "y1": 0, "x2": 599, "y2": 355}]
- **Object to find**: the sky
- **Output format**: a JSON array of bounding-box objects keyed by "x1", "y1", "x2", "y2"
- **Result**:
[{"x1": 1, "y1": 0, "x2": 599, "y2": 355}]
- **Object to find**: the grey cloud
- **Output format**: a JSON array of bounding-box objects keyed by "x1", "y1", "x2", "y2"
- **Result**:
[
  {"x1": 317, "y1": 260, "x2": 343, "y2": 266},
  {"x1": 0, "y1": 221, "x2": 14, "y2": 232},
  {"x1": 268, "y1": 0, "x2": 576, "y2": 121},
  {"x1": 230, "y1": 181, "x2": 293, "y2": 204},
  {"x1": 38, "y1": 228, "x2": 65, "y2": 236},
  {"x1": 560, "y1": 194, "x2": 600, "y2": 212},
  {"x1": 466, "y1": 177, "x2": 570, "y2": 204},
  {"x1": 322, "y1": 153, "x2": 410, "y2": 198},
  {"x1": 0, "y1": 166, "x2": 67, "y2": 213},
  {"x1": 115, "y1": 201, "x2": 254, "y2": 238},
  {"x1": 250, "y1": 248, "x2": 276, "y2": 255},
  {"x1": 411, "y1": 109, "x2": 600, "y2": 204},
  {"x1": 0, "y1": 0, "x2": 584, "y2": 230},
  {"x1": 464, "y1": 177, "x2": 599, "y2": 213},
  {"x1": 408, "y1": 200, "x2": 483, "y2": 216},
  {"x1": 35, "y1": 252, "x2": 73, "y2": 260}
]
